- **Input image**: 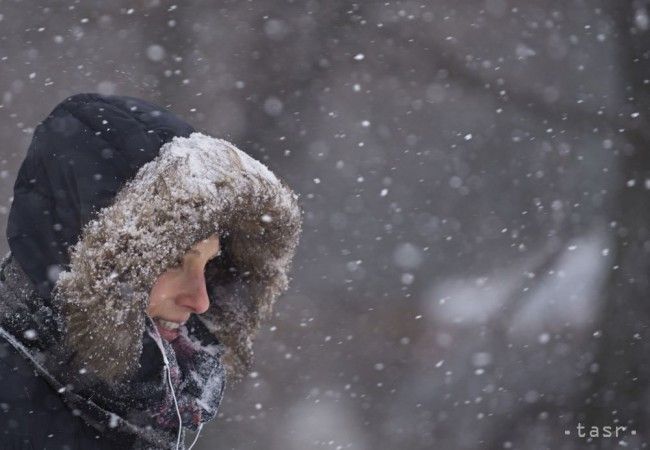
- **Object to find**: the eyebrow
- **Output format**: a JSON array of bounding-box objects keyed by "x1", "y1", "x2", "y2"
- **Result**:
[{"x1": 186, "y1": 248, "x2": 220, "y2": 259}]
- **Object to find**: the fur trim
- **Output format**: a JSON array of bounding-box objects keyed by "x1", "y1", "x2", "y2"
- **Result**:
[{"x1": 53, "y1": 132, "x2": 302, "y2": 383}]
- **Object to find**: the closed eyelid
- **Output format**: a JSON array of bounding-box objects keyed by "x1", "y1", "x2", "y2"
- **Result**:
[{"x1": 185, "y1": 248, "x2": 220, "y2": 260}]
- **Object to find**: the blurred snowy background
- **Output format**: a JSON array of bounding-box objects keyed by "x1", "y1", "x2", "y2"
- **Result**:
[{"x1": 1, "y1": 1, "x2": 649, "y2": 449}]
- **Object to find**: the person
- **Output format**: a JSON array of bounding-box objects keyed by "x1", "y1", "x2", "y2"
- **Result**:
[{"x1": 0, "y1": 93, "x2": 302, "y2": 449}]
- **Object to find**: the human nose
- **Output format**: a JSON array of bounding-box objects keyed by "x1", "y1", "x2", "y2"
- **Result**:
[{"x1": 176, "y1": 270, "x2": 210, "y2": 314}]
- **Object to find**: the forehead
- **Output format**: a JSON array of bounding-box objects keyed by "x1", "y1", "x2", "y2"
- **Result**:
[{"x1": 184, "y1": 234, "x2": 220, "y2": 258}]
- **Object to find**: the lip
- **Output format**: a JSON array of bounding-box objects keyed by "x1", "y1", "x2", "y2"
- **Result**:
[{"x1": 154, "y1": 318, "x2": 185, "y2": 342}]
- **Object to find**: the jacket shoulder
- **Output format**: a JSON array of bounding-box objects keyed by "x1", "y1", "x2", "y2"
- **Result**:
[{"x1": 0, "y1": 337, "x2": 118, "y2": 449}]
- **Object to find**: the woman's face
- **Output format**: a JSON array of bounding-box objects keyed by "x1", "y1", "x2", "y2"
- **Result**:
[{"x1": 147, "y1": 234, "x2": 220, "y2": 342}]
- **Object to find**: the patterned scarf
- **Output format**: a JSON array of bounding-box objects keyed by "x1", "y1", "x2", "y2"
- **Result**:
[{"x1": 140, "y1": 314, "x2": 226, "y2": 432}]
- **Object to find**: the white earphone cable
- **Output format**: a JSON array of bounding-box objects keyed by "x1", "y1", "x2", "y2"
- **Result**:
[
  {"x1": 148, "y1": 315, "x2": 183, "y2": 450},
  {"x1": 165, "y1": 363, "x2": 183, "y2": 450},
  {"x1": 188, "y1": 423, "x2": 204, "y2": 450}
]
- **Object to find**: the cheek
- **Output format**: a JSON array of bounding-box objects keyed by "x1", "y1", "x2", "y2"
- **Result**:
[{"x1": 148, "y1": 272, "x2": 176, "y2": 315}]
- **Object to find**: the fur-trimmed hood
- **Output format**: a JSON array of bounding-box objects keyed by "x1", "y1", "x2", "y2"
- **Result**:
[{"x1": 54, "y1": 131, "x2": 302, "y2": 383}]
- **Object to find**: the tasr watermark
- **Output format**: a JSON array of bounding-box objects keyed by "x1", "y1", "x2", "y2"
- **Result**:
[{"x1": 565, "y1": 422, "x2": 637, "y2": 440}]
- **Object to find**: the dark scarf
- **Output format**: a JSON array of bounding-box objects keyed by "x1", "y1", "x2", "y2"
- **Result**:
[{"x1": 0, "y1": 252, "x2": 226, "y2": 449}]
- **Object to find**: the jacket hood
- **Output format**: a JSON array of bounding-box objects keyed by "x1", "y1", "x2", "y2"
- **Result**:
[
  {"x1": 6, "y1": 93, "x2": 302, "y2": 385},
  {"x1": 7, "y1": 93, "x2": 197, "y2": 300},
  {"x1": 54, "y1": 131, "x2": 302, "y2": 382}
]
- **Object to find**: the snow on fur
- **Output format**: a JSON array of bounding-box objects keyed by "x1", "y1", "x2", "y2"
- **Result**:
[{"x1": 54, "y1": 132, "x2": 302, "y2": 382}]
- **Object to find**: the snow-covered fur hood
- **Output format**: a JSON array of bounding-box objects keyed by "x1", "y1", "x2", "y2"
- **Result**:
[{"x1": 53, "y1": 132, "x2": 302, "y2": 383}]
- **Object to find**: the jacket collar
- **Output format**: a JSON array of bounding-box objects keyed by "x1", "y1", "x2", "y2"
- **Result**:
[{"x1": 0, "y1": 251, "x2": 182, "y2": 449}]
